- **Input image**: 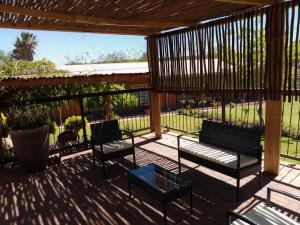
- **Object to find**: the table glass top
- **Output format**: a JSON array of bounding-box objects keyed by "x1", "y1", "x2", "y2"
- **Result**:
[{"x1": 129, "y1": 164, "x2": 191, "y2": 193}]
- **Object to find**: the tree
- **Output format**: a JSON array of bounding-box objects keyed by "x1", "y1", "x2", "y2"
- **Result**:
[
  {"x1": 11, "y1": 32, "x2": 38, "y2": 61},
  {"x1": 0, "y1": 50, "x2": 10, "y2": 65}
]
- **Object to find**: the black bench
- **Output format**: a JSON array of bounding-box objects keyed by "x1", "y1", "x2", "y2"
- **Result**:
[{"x1": 177, "y1": 120, "x2": 262, "y2": 200}]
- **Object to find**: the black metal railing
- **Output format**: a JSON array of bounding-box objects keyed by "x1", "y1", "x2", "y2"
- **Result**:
[
  {"x1": 161, "y1": 93, "x2": 264, "y2": 132},
  {"x1": 281, "y1": 98, "x2": 300, "y2": 161},
  {"x1": 161, "y1": 93, "x2": 300, "y2": 162},
  {"x1": 0, "y1": 88, "x2": 150, "y2": 164}
]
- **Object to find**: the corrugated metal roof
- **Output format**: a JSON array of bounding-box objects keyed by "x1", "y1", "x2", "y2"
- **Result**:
[{"x1": 57, "y1": 62, "x2": 149, "y2": 75}]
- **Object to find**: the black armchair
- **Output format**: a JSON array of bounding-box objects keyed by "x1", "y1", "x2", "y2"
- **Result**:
[
  {"x1": 227, "y1": 187, "x2": 300, "y2": 225},
  {"x1": 90, "y1": 120, "x2": 136, "y2": 178}
]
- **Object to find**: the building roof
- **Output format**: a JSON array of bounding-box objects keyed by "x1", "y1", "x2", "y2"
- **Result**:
[
  {"x1": 57, "y1": 62, "x2": 149, "y2": 75},
  {"x1": 0, "y1": 62, "x2": 149, "y2": 87},
  {"x1": 0, "y1": 1, "x2": 275, "y2": 36}
]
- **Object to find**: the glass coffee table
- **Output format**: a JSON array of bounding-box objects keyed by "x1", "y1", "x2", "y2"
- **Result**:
[{"x1": 128, "y1": 163, "x2": 193, "y2": 225}]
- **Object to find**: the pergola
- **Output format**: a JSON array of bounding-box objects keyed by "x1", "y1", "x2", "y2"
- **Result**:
[{"x1": 0, "y1": 0, "x2": 297, "y2": 176}]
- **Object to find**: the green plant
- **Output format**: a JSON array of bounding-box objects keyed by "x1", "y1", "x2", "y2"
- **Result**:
[
  {"x1": 0, "y1": 113, "x2": 9, "y2": 138},
  {"x1": 64, "y1": 116, "x2": 87, "y2": 134},
  {"x1": 8, "y1": 106, "x2": 49, "y2": 130},
  {"x1": 177, "y1": 108, "x2": 185, "y2": 115},
  {"x1": 199, "y1": 100, "x2": 207, "y2": 107}
]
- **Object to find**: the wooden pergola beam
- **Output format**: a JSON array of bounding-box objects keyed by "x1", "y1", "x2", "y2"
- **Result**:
[
  {"x1": 0, "y1": 22, "x2": 153, "y2": 36},
  {"x1": 0, "y1": 4, "x2": 186, "y2": 28},
  {"x1": 0, "y1": 74, "x2": 149, "y2": 87},
  {"x1": 215, "y1": 0, "x2": 276, "y2": 5}
]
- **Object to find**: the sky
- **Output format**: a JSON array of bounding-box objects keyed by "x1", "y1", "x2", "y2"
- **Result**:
[{"x1": 0, "y1": 28, "x2": 147, "y2": 65}]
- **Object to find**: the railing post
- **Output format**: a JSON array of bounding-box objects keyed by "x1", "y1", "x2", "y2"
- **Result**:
[
  {"x1": 221, "y1": 96, "x2": 226, "y2": 122},
  {"x1": 79, "y1": 98, "x2": 88, "y2": 147},
  {"x1": 150, "y1": 92, "x2": 162, "y2": 139},
  {"x1": 264, "y1": 2, "x2": 284, "y2": 175}
]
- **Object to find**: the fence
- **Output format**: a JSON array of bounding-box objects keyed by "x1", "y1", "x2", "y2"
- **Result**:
[
  {"x1": 161, "y1": 93, "x2": 300, "y2": 162},
  {"x1": 1, "y1": 89, "x2": 299, "y2": 164},
  {"x1": 0, "y1": 88, "x2": 150, "y2": 164}
]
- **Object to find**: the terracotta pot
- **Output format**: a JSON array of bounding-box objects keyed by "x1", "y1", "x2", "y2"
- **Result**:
[{"x1": 11, "y1": 126, "x2": 49, "y2": 172}]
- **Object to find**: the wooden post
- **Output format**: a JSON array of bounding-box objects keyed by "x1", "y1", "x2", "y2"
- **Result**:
[
  {"x1": 264, "y1": 2, "x2": 284, "y2": 175},
  {"x1": 150, "y1": 92, "x2": 162, "y2": 139},
  {"x1": 264, "y1": 100, "x2": 282, "y2": 175}
]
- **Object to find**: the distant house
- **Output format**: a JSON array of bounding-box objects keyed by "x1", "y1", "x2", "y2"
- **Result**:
[
  {"x1": 58, "y1": 62, "x2": 179, "y2": 108},
  {"x1": 57, "y1": 62, "x2": 149, "y2": 76}
]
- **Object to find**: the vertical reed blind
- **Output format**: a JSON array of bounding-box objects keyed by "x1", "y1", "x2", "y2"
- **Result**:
[
  {"x1": 147, "y1": 0, "x2": 299, "y2": 100},
  {"x1": 283, "y1": 0, "x2": 300, "y2": 101}
]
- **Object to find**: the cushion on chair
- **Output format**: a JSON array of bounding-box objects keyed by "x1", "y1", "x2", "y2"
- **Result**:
[
  {"x1": 94, "y1": 140, "x2": 133, "y2": 154},
  {"x1": 232, "y1": 203, "x2": 299, "y2": 225},
  {"x1": 179, "y1": 141, "x2": 258, "y2": 169}
]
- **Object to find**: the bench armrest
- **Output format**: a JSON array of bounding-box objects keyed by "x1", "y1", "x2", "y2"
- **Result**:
[
  {"x1": 121, "y1": 130, "x2": 134, "y2": 138},
  {"x1": 177, "y1": 131, "x2": 199, "y2": 139},
  {"x1": 120, "y1": 130, "x2": 135, "y2": 146},
  {"x1": 177, "y1": 131, "x2": 200, "y2": 149},
  {"x1": 239, "y1": 146, "x2": 262, "y2": 154},
  {"x1": 267, "y1": 187, "x2": 300, "y2": 206},
  {"x1": 227, "y1": 211, "x2": 258, "y2": 225}
]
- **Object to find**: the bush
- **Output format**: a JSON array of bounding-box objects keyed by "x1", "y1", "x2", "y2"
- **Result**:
[
  {"x1": 0, "y1": 59, "x2": 68, "y2": 77},
  {"x1": 64, "y1": 116, "x2": 87, "y2": 134}
]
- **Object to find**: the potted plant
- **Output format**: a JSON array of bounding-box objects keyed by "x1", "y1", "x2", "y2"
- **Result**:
[{"x1": 8, "y1": 106, "x2": 50, "y2": 172}]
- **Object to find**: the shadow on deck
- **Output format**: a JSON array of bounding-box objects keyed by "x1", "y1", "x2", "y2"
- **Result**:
[{"x1": 0, "y1": 133, "x2": 299, "y2": 225}]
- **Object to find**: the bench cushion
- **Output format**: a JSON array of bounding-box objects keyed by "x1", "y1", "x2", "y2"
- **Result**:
[
  {"x1": 94, "y1": 140, "x2": 133, "y2": 154},
  {"x1": 232, "y1": 203, "x2": 299, "y2": 225},
  {"x1": 179, "y1": 141, "x2": 258, "y2": 169}
]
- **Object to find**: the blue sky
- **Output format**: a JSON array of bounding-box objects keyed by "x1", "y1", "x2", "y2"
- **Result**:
[{"x1": 0, "y1": 29, "x2": 147, "y2": 65}]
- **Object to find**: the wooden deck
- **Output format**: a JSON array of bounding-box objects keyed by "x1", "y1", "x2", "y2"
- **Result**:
[{"x1": 0, "y1": 133, "x2": 299, "y2": 225}]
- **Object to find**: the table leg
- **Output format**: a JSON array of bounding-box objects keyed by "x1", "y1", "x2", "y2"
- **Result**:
[
  {"x1": 163, "y1": 203, "x2": 167, "y2": 225},
  {"x1": 128, "y1": 178, "x2": 131, "y2": 200},
  {"x1": 190, "y1": 191, "x2": 193, "y2": 215}
]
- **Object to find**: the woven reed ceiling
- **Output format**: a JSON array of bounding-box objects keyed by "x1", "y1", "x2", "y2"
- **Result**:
[{"x1": 0, "y1": 0, "x2": 275, "y2": 35}]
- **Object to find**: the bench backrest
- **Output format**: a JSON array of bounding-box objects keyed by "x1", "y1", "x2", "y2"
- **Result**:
[
  {"x1": 90, "y1": 120, "x2": 122, "y2": 144},
  {"x1": 200, "y1": 120, "x2": 261, "y2": 154}
]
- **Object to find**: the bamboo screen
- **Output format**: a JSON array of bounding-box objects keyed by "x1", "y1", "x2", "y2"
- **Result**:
[
  {"x1": 283, "y1": 1, "x2": 300, "y2": 101},
  {"x1": 148, "y1": 1, "x2": 300, "y2": 100}
]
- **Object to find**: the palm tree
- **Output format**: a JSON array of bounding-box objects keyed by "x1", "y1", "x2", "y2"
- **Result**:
[{"x1": 11, "y1": 32, "x2": 38, "y2": 61}]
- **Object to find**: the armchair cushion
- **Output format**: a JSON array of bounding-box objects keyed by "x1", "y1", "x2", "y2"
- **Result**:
[
  {"x1": 90, "y1": 120, "x2": 122, "y2": 144},
  {"x1": 231, "y1": 203, "x2": 299, "y2": 225},
  {"x1": 179, "y1": 141, "x2": 258, "y2": 169},
  {"x1": 94, "y1": 140, "x2": 133, "y2": 155}
]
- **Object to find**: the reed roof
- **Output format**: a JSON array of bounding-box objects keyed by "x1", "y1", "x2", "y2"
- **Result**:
[{"x1": 0, "y1": 0, "x2": 275, "y2": 36}]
